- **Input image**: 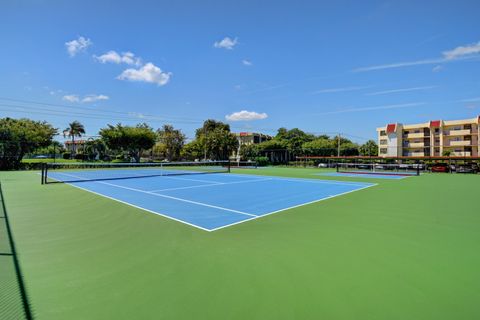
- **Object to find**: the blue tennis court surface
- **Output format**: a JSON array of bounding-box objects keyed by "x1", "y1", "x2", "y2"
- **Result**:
[
  {"x1": 47, "y1": 171, "x2": 375, "y2": 231},
  {"x1": 316, "y1": 172, "x2": 411, "y2": 179}
]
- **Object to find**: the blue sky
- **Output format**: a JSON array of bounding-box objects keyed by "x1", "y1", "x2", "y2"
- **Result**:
[{"x1": 1, "y1": 0, "x2": 480, "y2": 142}]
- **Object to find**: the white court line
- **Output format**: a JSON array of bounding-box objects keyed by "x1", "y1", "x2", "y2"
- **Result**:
[
  {"x1": 225, "y1": 172, "x2": 374, "y2": 187},
  {"x1": 162, "y1": 175, "x2": 226, "y2": 184},
  {"x1": 149, "y1": 178, "x2": 273, "y2": 193},
  {"x1": 52, "y1": 172, "x2": 257, "y2": 217},
  {"x1": 48, "y1": 171, "x2": 377, "y2": 232},
  {"x1": 209, "y1": 183, "x2": 378, "y2": 232},
  {"x1": 98, "y1": 181, "x2": 258, "y2": 217},
  {"x1": 45, "y1": 174, "x2": 213, "y2": 232}
]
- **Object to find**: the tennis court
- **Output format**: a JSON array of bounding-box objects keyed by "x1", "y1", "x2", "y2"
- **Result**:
[
  {"x1": 316, "y1": 172, "x2": 410, "y2": 179},
  {"x1": 1, "y1": 167, "x2": 480, "y2": 320},
  {"x1": 45, "y1": 166, "x2": 375, "y2": 231}
]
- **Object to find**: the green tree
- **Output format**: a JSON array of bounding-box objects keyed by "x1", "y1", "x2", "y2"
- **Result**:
[
  {"x1": 99, "y1": 123, "x2": 156, "y2": 162},
  {"x1": 0, "y1": 118, "x2": 57, "y2": 169},
  {"x1": 340, "y1": 141, "x2": 360, "y2": 156},
  {"x1": 442, "y1": 150, "x2": 451, "y2": 156},
  {"x1": 359, "y1": 140, "x2": 379, "y2": 156},
  {"x1": 156, "y1": 124, "x2": 186, "y2": 161},
  {"x1": 274, "y1": 127, "x2": 315, "y2": 154},
  {"x1": 181, "y1": 140, "x2": 204, "y2": 160},
  {"x1": 63, "y1": 121, "x2": 85, "y2": 158},
  {"x1": 195, "y1": 120, "x2": 238, "y2": 160},
  {"x1": 84, "y1": 138, "x2": 107, "y2": 161},
  {"x1": 239, "y1": 144, "x2": 260, "y2": 160},
  {"x1": 302, "y1": 138, "x2": 336, "y2": 156},
  {"x1": 32, "y1": 141, "x2": 66, "y2": 156}
]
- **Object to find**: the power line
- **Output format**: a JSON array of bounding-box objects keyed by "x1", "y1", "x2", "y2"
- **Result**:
[{"x1": 0, "y1": 96, "x2": 373, "y2": 142}]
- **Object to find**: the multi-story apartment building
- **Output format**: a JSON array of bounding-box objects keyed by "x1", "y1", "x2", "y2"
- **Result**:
[{"x1": 377, "y1": 116, "x2": 480, "y2": 157}]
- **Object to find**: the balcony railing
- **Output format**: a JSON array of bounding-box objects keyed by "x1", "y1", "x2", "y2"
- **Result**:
[
  {"x1": 403, "y1": 142, "x2": 425, "y2": 148},
  {"x1": 445, "y1": 129, "x2": 472, "y2": 136},
  {"x1": 447, "y1": 140, "x2": 472, "y2": 147},
  {"x1": 403, "y1": 152, "x2": 425, "y2": 157},
  {"x1": 403, "y1": 132, "x2": 427, "y2": 139},
  {"x1": 451, "y1": 151, "x2": 472, "y2": 157}
]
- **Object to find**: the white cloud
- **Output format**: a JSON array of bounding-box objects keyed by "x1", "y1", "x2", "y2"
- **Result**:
[
  {"x1": 443, "y1": 41, "x2": 480, "y2": 60},
  {"x1": 128, "y1": 112, "x2": 146, "y2": 119},
  {"x1": 94, "y1": 51, "x2": 141, "y2": 66},
  {"x1": 312, "y1": 86, "x2": 369, "y2": 94},
  {"x1": 82, "y1": 94, "x2": 109, "y2": 103},
  {"x1": 225, "y1": 110, "x2": 268, "y2": 121},
  {"x1": 214, "y1": 37, "x2": 238, "y2": 50},
  {"x1": 354, "y1": 40, "x2": 480, "y2": 72},
  {"x1": 432, "y1": 65, "x2": 443, "y2": 72},
  {"x1": 65, "y1": 36, "x2": 92, "y2": 57},
  {"x1": 117, "y1": 62, "x2": 172, "y2": 86},
  {"x1": 242, "y1": 59, "x2": 252, "y2": 66},
  {"x1": 313, "y1": 102, "x2": 425, "y2": 116},
  {"x1": 62, "y1": 95, "x2": 80, "y2": 102},
  {"x1": 460, "y1": 97, "x2": 480, "y2": 103},
  {"x1": 62, "y1": 94, "x2": 109, "y2": 103},
  {"x1": 354, "y1": 58, "x2": 444, "y2": 72},
  {"x1": 365, "y1": 86, "x2": 436, "y2": 96}
]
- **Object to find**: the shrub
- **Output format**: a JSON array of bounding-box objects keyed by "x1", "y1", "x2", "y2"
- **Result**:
[
  {"x1": 255, "y1": 156, "x2": 270, "y2": 167},
  {"x1": 63, "y1": 152, "x2": 71, "y2": 159}
]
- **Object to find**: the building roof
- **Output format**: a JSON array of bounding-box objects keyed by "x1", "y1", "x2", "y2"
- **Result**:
[{"x1": 64, "y1": 140, "x2": 86, "y2": 144}]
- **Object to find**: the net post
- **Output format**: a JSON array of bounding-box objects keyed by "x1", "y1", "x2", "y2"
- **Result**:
[
  {"x1": 44, "y1": 163, "x2": 48, "y2": 184},
  {"x1": 41, "y1": 163, "x2": 45, "y2": 185},
  {"x1": 227, "y1": 160, "x2": 231, "y2": 173},
  {"x1": 336, "y1": 162, "x2": 339, "y2": 172}
]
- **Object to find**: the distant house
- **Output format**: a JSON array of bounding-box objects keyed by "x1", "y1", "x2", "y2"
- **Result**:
[
  {"x1": 64, "y1": 139, "x2": 86, "y2": 153},
  {"x1": 232, "y1": 132, "x2": 272, "y2": 160},
  {"x1": 234, "y1": 132, "x2": 272, "y2": 146}
]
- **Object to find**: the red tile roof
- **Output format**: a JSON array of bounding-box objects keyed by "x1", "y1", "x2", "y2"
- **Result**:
[{"x1": 386, "y1": 123, "x2": 396, "y2": 133}]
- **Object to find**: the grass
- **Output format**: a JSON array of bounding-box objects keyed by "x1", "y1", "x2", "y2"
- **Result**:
[{"x1": 0, "y1": 167, "x2": 479, "y2": 319}]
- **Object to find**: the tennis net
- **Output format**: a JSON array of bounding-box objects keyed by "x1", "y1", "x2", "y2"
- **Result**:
[
  {"x1": 41, "y1": 160, "x2": 230, "y2": 184},
  {"x1": 229, "y1": 160, "x2": 258, "y2": 169},
  {"x1": 336, "y1": 163, "x2": 420, "y2": 176}
]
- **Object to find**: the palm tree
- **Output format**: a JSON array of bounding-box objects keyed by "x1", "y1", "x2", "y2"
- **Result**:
[{"x1": 63, "y1": 121, "x2": 85, "y2": 158}]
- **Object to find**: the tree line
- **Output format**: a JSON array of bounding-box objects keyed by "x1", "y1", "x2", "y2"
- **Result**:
[{"x1": 0, "y1": 117, "x2": 378, "y2": 170}]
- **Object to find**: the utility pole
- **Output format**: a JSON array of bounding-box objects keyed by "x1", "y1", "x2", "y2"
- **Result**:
[
  {"x1": 203, "y1": 126, "x2": 207, "y2": 161},
  {"x1": 337, "y1": 133, "x2": 341, "y2": 157}
]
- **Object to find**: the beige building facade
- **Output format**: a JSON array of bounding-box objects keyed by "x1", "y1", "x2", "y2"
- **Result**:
[{"x1": 377, "y1": 116, "x2": 480, "y2": 157}]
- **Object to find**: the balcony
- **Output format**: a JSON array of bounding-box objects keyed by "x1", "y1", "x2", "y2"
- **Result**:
[
  {"x1": 403, "y1": 132, "x2": 426, "y2": 139},
  {"x1": 403, "y1": 152, "x2": 425, "y2": 157},
  {"x1": 451, "y1": 151, "x2": 472, "y2": 157},
  {"x1": 404, "y1": 142, "x2": 425, "y2": 148},
  {"x1": 447, "y1": 140, "x2": 472, "y2": 147},
  {"x1": 445, "y1": 129, "x2": 472, "y2": 136}
]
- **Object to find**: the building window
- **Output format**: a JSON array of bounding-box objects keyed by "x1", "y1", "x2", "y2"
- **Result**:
[
  {"x1": 380, "y1": 148, "x2": 387, "y2": 154},
  {"x1": 434, "y1": 128, "x2": 439, "y2": 134},
  {"x1": 380, "y1": 139, "x2": 387, "y2": 145},
  {"x1": 380, "y1": 130, "x2": 386, "y2": 136}
]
